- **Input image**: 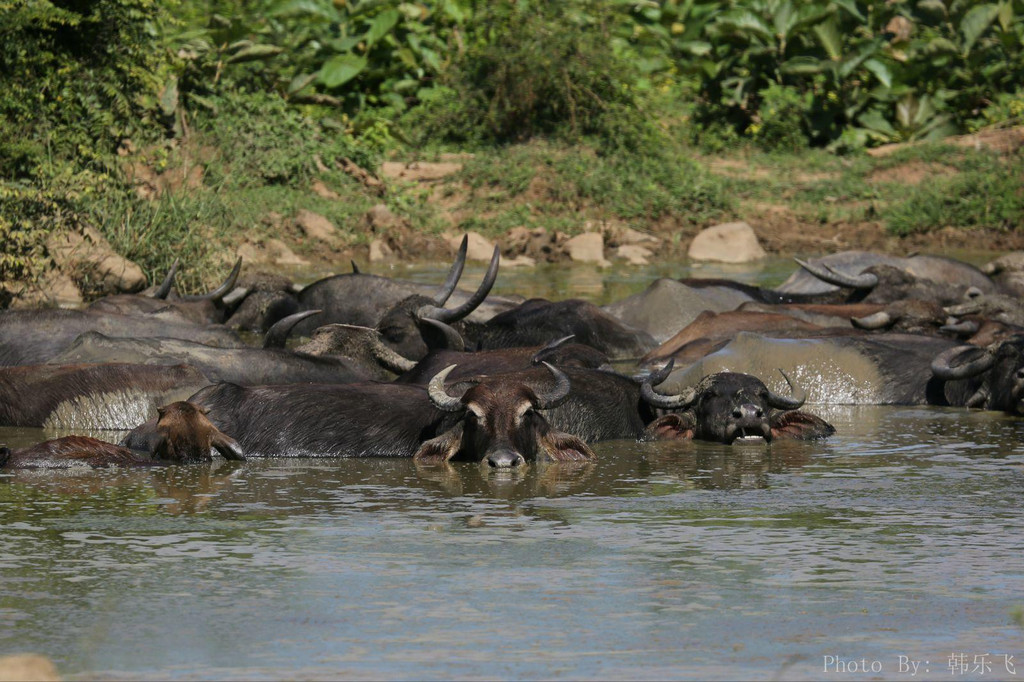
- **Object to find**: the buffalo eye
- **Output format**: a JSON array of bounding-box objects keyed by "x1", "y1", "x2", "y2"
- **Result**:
[{"x1": 1016, "y1": 368, "x2": 1024, "y2": 380}]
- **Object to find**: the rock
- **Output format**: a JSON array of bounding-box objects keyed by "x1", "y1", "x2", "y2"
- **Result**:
[
  {"x1": 295, "y1": 209, "x2": 337, "y2": 243},
  {"x1": 615, "y1": 244, "x2": 653, "y2": 265},
  {"x1": 564, "y1": 232, "x2": 610, "y2": 266},
  {"x1": 369, "y1": 238, "x2": 394, "y2": 262},
  {"x1": 604, "y1": 223, "x2": 660, "y2": 247},
  {"x1": 448, "y1": 232, "x2": 495, "y2": 261},
  {"x1": 310, "y1": 180, "x2": 340, "y2": 200},
  {"x1": 48, "y1": 226, "x2": 146, "y2": 294},
  {"x1": 0, "y1": 654, "x2": 60, "y2": 682},
  {"x1": 267, "y1": 239, "x2": 308, "y2": 267},
  {"x1": 688, "y1": 221, "x2": 766, "y2": 263},
  {"x1": 504, "y1": 255, "x2": 536, "y2": 268},
  {"x1": 366, "y1": 204, "x2": 400, "y2": 231},
  {"x1": 381, "y1": 161, "x2": 463, "y2": 182},
  {"x1": 9, "y1": 269, "x2": 84, "y2": 309},
  {"x1": 236, "y1": 239, "x2": 309, "y2": 267}
]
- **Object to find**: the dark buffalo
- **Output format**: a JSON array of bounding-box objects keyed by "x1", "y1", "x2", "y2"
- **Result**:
[
  {"x1": 0, "y1": 362, "x2": 211, "y2": 429},
  {"x1": 785, "y1": 252, "x2": 995, "y2": 304},
  {"x1": 468, "y1": 298, "x2": 656, "y2": 360},
  {"x1": 416, "y1": 363, "x2": 595, "y2": 467},
  {"x1": 2, "y1": 401, "x2": 243, "y2": 469},
  {"x1": 602, "y1": 278, "x2": 755, "y2": 343},
  {"x1": 292, "y1": 235, "x2": 518, "y2": 336},
  {"x1": 0, "y1": 309, "x2": 243, "y2": 366},
  {"x1": 48, "y1": 312, "x2": 371, "y2": 385},
  {"x1": 659, "y1": 331, "x2": 972, "y2": 406},
  {"x1": 374, "y1": 245, "x2": 501, "y2": 360},
  {"x1": 931, "y1": 335, "x2": 1024, "y2": 414},
  {"x1": 643, "y1": 371, "x2": 835, "y2": 444},
  {"x1": 88, "y1": 258, "x2": 242, "y2": 325},
  {"x1": 394, "y1": 335, "x2": 609, "y2": 384},
  {"x1": 176, "y1": 363, "x2": 593, "y2": 466}
]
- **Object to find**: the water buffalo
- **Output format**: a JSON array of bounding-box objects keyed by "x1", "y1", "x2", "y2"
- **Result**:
[
  {"x1": 0, "y1": 362, "x2": 211, "y2": 429},
  {"x1": 931, "y1": 335, "x2": 1024, "y2": 414},
  {"x1": 374, "y1": 245, "x2": 501, "y2": 360},
  {"x1": 292, "y1": 235, "x2": 518, "y2": 336},
  {"x1": 47, "y1": 312, "x2": 372, "y2": 385},
  {"x1": 658, "y1": 331, "x2": 971, "y2": 406},
  {"x1": 174, "y1": 363, "x2": 594, "y2": 466},
  {"x1": 468, "y1": 298, "x2": 656, "y2": 360},
  {"x1": 87, "y1": 258, "x2": 242, "y2": 325},
  {"x1": 0, "y1": 309, "x2": 243, "y2": 366},
  {"x1": 602, "y1": 278, "x2": 755, "y2": 343},
  {"x1": 784, "y1": 252, "x2": 995, "y2": 304},
  {"x1": 642, "y1": 371, "x2": 835, "y2": 444},
  {"x1": 2, "y1": 401, "x2": 243, "y2": 469},
  {"x1": 416, "y1": 363, "x2": 595, "y2": 467},
  {"x1": 394, "y1": 335, "x2": 609, "y2": 384}
]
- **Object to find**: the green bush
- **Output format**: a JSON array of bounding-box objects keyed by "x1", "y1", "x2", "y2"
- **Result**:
[
  {"x1": 885, "y1": 151, "x2": 1024, "y2": 235},
  {"x1": 408, "y1": 0, "x2": 652, "y2": 151}
]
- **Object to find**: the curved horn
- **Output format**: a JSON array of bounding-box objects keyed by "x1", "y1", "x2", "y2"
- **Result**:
[
  {"x1": 795, "y1": 258, "x2": 878, "y2": 290},
  {"x1": 364, "y1": 328, "x2": 416, "y2": 373},
  {"x1": 767, "y1": 369, "x2": 806, "y2": 410},
  {"x1": 153, "y1": 259, "x2": 179, "y2": 299},
  {"x1": 427, "y1": 365, "x2": 466, "y2": 412},
  {"x1": 263, "y1": 310, "x2": 321, "y2": 349},
  {"x1": 530, "y1": 335, "x2": 576, "y2": 365},
  {"x1": 534, "y1": 362, "x2": 572, "y2": 410},
  {"x1": 419, "y1": 245, "x2": 500, "y2": 323},
  {"x1": 418, "y1": 317, "x2": 466, "y2": 351},
  {"x1": 181, "y1": 257, "x2": 242, "y2": 302},
  {"x1": 351, "y1": 260, "x2": 361, "y2": 274},
  {"x1": 941, "y1": 319, "x2": 979, "y2": 336},
  {"x1": 851, "y1": 311, "x2": 892, "y2": 330},
  {"x1": 431, "y1": 235, "x2": 468, "y2": 306},
  {"x1": 931, "y1": 345, "x2": 995, "y2": 380},
  {"x1": 642, "y1": 358, "x2": 676, "y2": 387},
  {"x1": 641, "y1": 380, "x2": 696, "y2": 410}
]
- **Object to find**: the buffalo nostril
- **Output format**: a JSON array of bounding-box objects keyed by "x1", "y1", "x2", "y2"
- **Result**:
[
  {"x1": 486, "y1": 451, "x2": 523, "y2": 468},
  {"x1": 755, "y1": 408, "x2": 764, "y2": 418},
  {"x1": 732, "y1": 409, "x2": 743, "y2": 419}
]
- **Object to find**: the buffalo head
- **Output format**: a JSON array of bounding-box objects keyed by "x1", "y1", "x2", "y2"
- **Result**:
[
  {"x1": 376, "y1": 237, "x2": 500, "y2": 360},
  {"x1": 644, "y1": 371, "x2": 835, "y2": 444},
  {"x1": 931, "y1": 336, "x2": 1024, "y2": 413},
  {"x1": 415, "y1": 363, "x2": 595, "y2": 467}
]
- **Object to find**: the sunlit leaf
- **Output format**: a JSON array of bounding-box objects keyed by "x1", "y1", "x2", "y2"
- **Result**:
[
  {"x1": 961, "y1": 4, "x2": 999, "y2": 55},
  {"x1": 366, "y1": 10, "x2": 400, "y2": 47},
  {"x1": 318, "y1": 54, "x2": 367, "y2": 88}
]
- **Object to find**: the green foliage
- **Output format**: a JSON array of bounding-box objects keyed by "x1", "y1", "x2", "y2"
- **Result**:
[
  {"x1": 0, "y1": 182, "x2": 61, "y2": 284},
  {"x1": 402, "y1": 0, "x2": 656, "y2": 152},
  {"x1": 0, "y1": 0, "x2": 170, "y2": 178},
  {"x1": 884, "y1": 150, "x2": 1024, "y2": 235},
  {"x1": 194, "y1": 91, "x2": 377, "y2": 188}
]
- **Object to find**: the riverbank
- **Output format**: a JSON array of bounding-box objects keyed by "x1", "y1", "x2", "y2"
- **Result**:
[{"x1": 5, "y1": 125, "x2": 1023, "y2": 308}]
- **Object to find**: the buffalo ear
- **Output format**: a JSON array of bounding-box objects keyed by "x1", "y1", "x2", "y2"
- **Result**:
[
  {"x1": 211, "y1": 431, "x2": 245, "y2": 461},
  {"x1": 537, "y1": 430, "x2": 595, "y2": 463},
  {"x1": 770, "y1": 411, "x2": 835, "y2": 440},
  {"x1": 414, "y1": 423, "x2": 463, "y2": 463},
  {"x1": 644, "y1": 413, "x2": 695, "y2": 441}
]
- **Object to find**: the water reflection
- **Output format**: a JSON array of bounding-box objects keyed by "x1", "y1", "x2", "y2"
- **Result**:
[{"x1": 3, "y1": 405, "x2": 1024, "y2": 677}]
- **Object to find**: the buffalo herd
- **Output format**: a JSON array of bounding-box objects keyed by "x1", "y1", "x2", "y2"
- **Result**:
[{"x1": 3, "y1": 235, "x2": 1023, "y2": 469}]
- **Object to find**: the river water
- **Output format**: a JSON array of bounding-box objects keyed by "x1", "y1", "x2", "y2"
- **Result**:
[{"x1": 2, "y1": 257, "x2": 1023, "y2": 680}]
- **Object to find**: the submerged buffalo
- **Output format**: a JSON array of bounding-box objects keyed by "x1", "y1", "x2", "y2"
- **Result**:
[
  {"x1": 930, "y1": 335, "x2": 1024, "y2": 414},
  {"x1": 2, "y1": 402, "x2": 243, "y2": 469},
  {"x1": 49, "y1": 312, "x2": 371, "y2": 386},
  {"x1": 173, "y1": 363, "x2": 593, "y2": 466},
  {"x1": 0, "y1": 362, "x2": 211, "y2": 429},
  {"x1": 88, "y1": 258, "x2": 242, "y2": 325},
  {"x1": 643, "y1": 371, "x2": 835, "y2": 444},
  {"x1": 0, "y1": 309, "x2": 243, "y2": 366}
]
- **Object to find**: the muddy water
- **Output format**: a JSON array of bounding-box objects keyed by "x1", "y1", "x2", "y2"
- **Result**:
[
  {"x1": 3, "y1": 257, "x2": 1023, "y2": 680},
  {"x1": 2, "y1": 407, "x2": 1023, "y2": 680}
]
